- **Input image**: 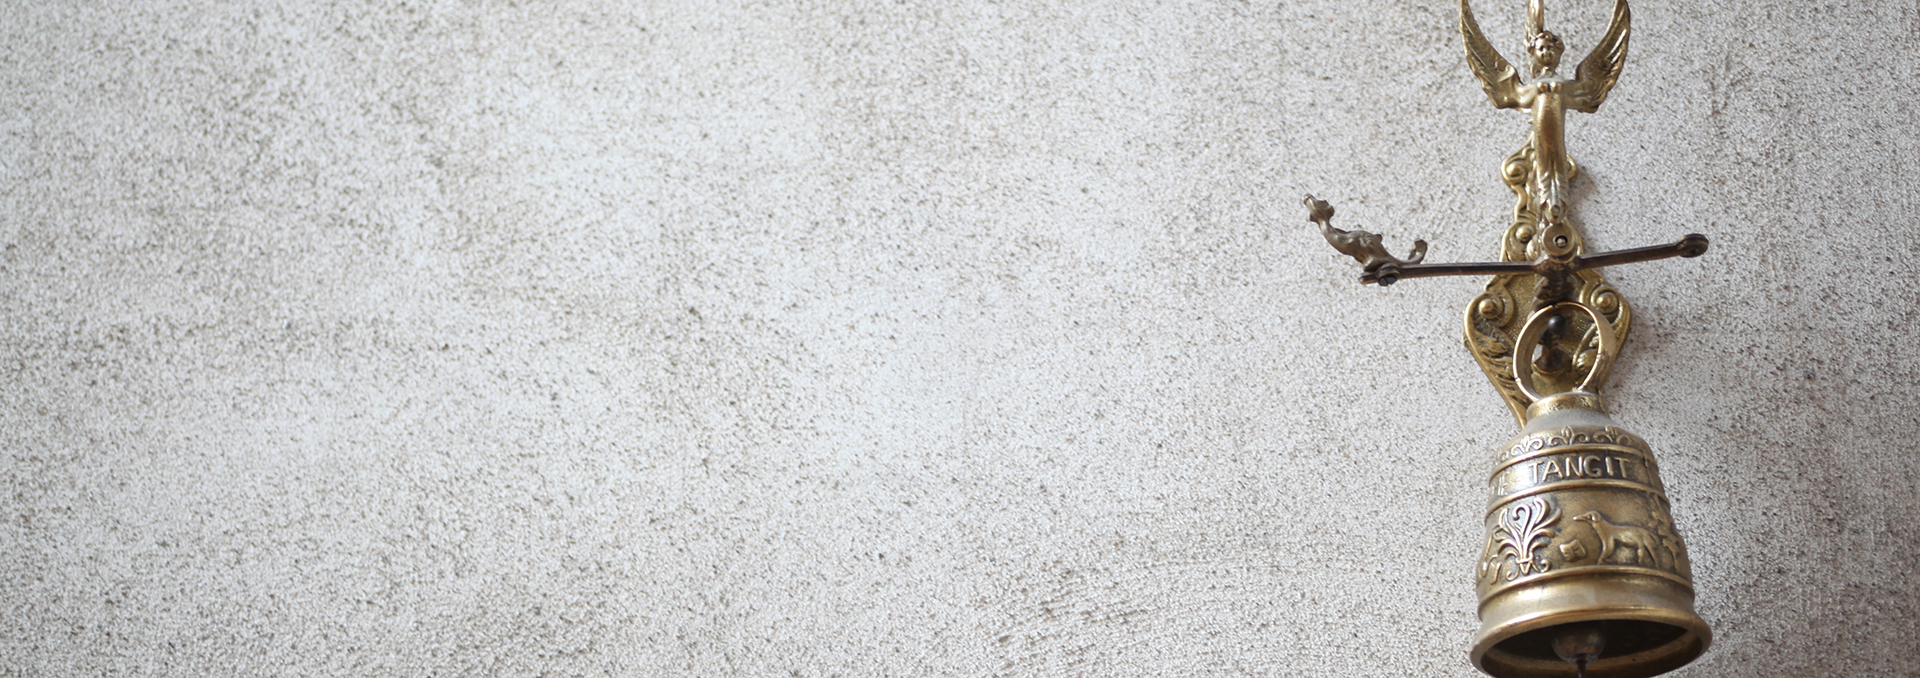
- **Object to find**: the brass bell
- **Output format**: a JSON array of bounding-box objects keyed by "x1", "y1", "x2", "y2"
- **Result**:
[{"x1": 1470, "y1": 303, "x2": 1711, "y2": 677}]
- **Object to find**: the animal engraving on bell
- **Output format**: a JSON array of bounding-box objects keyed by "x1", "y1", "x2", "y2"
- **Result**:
[
  {"x1": 1472, "y1": 391, "x2": 1709, "y2": 678},
  {"x1": 1575, "y1": 512, "x2": 1658, "y2": 567},
  {"x1": 1300, "y1": 0, "x2": 1716, "y2": 671}
]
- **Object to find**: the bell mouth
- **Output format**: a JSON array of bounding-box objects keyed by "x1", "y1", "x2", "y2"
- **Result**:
[
  {"x1": 1473, "y1": 574, "x2": 1711, "y2": 678},
  {"x1": 1482, "y1": 620, "x2": 1699, "y2": 677}
]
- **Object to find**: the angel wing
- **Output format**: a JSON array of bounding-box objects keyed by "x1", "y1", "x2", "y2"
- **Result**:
[
  {"x1": 1566, "y1": 0, "x2": 1631, "y2": 113},
  {"x1": 1459, "y1": 0, "x2": 1523, "y2": 110}
]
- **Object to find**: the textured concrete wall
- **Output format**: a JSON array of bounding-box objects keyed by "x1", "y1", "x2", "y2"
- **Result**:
[{"x1": 4, "y1": 1, "x2": 1916, "y2": 676}]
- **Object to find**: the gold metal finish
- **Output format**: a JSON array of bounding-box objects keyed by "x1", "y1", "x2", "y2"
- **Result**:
[
  {"x1": 1472, "y1": 388, "x2": 1709, "y2": 678},
  {"x1": 1460, "y1": 0, "x2": 1630, "y2": 230},
  {"x1": 1512, "y1": 302, "x2": 1617, "y2": 402},
  {"x1": 1460, "y1": 0, "x2": 1631, "y2": 423},
  {"x1": 1307, "y1": 0, "x2": 1707, "y2": 423},
  {"x1": 1302, "y1": 1, "x2": 1716, "y2": 676},
  {"x1": 1306, "y1": 195, "x2": 1426, "y2": 278}
]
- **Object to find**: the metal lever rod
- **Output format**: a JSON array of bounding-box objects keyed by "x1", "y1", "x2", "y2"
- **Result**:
[
  {"x1": 1361, "y1": 260, "x2": 1534, "y2": 285},
  {"x1": 1360, "y1": 234, "x2": 1709, "y2": 286},
  {"x1": 1577, "y1": 233, "x2": 1710, "y2": 269}
]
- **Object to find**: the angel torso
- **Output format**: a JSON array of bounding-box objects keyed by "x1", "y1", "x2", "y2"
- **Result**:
[
  {"x1": 1520, "y1": 75, "x2": 1571, "y2": 216},
  {"x1": 1459, "y1": 0, "x2": 1630, "y2": 226}
]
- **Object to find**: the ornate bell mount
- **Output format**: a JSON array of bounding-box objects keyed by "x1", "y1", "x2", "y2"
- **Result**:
[{"x1": 1303, "y1": 1, "x2": 1715, "y2": 676}]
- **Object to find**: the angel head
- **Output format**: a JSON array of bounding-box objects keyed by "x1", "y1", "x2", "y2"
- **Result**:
[{"x1": 1527, "y1": 30, "x2": 1565, "y2": 73}]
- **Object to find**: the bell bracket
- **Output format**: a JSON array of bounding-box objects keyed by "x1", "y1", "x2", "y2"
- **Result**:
[
  {"x1": 1304, "y1": 3, "x2": 1719, "y2": 676},
  {"x1": 1304, "y1": 0, "x2": 1711, "y2": 424}
]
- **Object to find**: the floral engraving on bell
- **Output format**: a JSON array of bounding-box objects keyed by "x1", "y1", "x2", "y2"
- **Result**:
[{"x1": 1484, "y1": 497, "x2": 1560, "y2": 582}]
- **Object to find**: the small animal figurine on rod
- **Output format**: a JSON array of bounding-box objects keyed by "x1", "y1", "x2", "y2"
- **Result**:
[{"x1": 1300, "y1": 2, "x2": 1718, "y2": 677}]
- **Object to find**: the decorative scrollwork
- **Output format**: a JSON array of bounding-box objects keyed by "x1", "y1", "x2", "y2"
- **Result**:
[
  {"x1": 1464, "y1": 141, "x2": 1631, "y2": 424},
  {"x1": 1501, "y1": 425, "x2": 1652, "y2": 461}
]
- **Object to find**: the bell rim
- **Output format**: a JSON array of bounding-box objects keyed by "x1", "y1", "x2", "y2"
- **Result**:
[
  {"x1": 1473, "y1": 574, "x2": 1712, "y2": 678},
  {"x1": 1473, "y1": 615, "x2": 1709, "y2": 678}
]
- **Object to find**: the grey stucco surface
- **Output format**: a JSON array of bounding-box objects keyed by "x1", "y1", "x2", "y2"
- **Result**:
[{"x1": 3, "y1": 1, "x2": 1917, "y2": 675}]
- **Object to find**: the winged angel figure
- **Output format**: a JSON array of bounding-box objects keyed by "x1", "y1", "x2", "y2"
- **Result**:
[{"x1": 1461, "y1": 0, "x2": 1630, "y2": 232}]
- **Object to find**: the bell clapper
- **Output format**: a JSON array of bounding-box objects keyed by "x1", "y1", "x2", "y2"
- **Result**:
[
  {"x1": 1306, "y1": 2, "x2": 1720, "y2": 675},
  {"x1": 1552, "y1": 622, "x2": 1605, "y2": 678}
]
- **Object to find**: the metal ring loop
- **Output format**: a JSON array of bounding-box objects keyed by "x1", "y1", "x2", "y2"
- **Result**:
[{"x1": 1512, "y1": 301, "x2": 1619, "y2": 403}]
